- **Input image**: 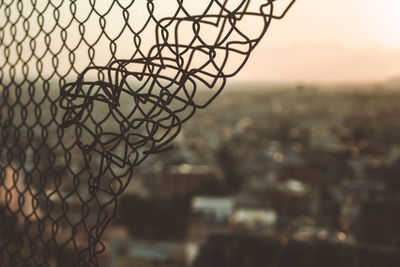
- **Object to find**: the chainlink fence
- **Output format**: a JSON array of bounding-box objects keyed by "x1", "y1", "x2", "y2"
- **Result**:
[{"x1": 0, "y1": 0, "x2": 295, "y2": 266}]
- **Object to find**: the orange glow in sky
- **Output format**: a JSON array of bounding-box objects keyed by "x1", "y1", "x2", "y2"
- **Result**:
[
  {"x1": 2, "y1": 0, "x2": 399, "y2": 84},
  {"x1": 234, "y1": 0, "x2": 400, "y2": 83}
]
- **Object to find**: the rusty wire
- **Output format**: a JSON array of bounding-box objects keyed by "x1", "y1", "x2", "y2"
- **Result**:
[{"x1": 0, "y1": 0, "x2": 296, "y2": 266}]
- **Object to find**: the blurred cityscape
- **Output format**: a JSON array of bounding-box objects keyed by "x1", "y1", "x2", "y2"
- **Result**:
[
  {"x1": 104, "y1": 83, "x2": 400, "y2": 267},
  {"x1": 2, "y1": 82, "x2": 400, "y2": 266}
]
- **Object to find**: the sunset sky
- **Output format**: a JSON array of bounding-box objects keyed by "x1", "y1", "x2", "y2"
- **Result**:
[
  {"x1": 2, "y1": 0, "x2": 399, "y2": 84},
  {"x1": 234, "y1": 0, "x2": 400, "y2": 84}
]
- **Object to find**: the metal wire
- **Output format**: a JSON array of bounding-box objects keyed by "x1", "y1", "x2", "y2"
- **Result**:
[{"x1": 0, "y1": 0, "x2": 296, "y2": 266}]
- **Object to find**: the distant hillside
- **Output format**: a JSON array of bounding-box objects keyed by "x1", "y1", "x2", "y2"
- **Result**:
[{"x1": 385, "y1": 75, "x2": 400, "y2": 87}]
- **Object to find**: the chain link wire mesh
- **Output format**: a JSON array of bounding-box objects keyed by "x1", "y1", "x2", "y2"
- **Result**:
[{"x1": 0, "y1": 0, "x2": 295, "y2": 266}]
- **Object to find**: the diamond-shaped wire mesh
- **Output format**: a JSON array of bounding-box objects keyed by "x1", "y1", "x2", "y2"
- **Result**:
[{"x1": 0, "y1": 0, "x2": 295, "y2": 266}]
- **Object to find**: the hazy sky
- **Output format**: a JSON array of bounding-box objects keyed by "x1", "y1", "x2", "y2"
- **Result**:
[
  {"x1": 3, "y1": 0, "x2": 399, "y2": 84},
  {"x1": 234, "y1": 0, "x2": 400, "y2": 84}
]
